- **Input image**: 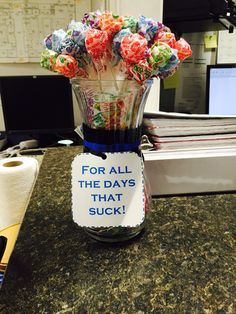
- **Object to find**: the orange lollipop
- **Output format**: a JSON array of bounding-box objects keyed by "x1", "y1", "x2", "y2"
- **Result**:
[
  {"x1": 55, "y1": 54, "x2": 87, "y2": 78},
  {"x1": 174, "y1": 38, "x2": 192, "y2": 61},
  {"x1": 99, "y1": 11, "x2": 123, "y2": 36}
]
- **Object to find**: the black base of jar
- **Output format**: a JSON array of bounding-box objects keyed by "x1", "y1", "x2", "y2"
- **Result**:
[{"x1": 84, "y1": 222, "x2": 145, "y2": 243}]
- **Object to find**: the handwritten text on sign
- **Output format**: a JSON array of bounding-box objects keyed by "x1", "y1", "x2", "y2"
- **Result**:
[{"x1": 71, "y1": 152, "x2": 145, "y2": 227}]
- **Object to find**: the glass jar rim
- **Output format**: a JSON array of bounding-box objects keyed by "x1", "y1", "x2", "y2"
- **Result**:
[{"x1": 70, "y1": 78, "x2": 153, "y2": 84}]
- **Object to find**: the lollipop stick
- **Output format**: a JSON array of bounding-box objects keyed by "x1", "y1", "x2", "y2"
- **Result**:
[
  {"x1": 98, "y1": 71, "x2": 103, "y2": 93},
  {"x1": 94, "y1": 60, "x2": 103, "y2": 93},
  {"x1": 108, "y1": 62, "x2": 119, "y2": 91}
]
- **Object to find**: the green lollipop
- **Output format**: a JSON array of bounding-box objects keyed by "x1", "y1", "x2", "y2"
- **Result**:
[
  {"x1": 40, "y1": 49, "x2": 58, "y2": 71},
  {"x1": 148, "y1": 42, "x2": 172, "y2": 72},
  {"x1": 122, "y1": 16, "x2": 138, "y2": 33}
]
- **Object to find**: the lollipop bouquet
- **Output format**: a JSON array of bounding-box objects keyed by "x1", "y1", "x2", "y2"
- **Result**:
[{"x1": 41, "y1": 11, "x2": 192, "y2": 242}]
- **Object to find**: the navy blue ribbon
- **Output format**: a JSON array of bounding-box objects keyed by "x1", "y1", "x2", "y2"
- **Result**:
[{"x1": 83, "y1": 140, "x2": 140, "y2": 152}]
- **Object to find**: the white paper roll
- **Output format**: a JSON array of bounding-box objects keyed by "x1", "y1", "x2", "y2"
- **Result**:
[{"x1": 0, "y1": 157, "x2": 38, "y2": 231}]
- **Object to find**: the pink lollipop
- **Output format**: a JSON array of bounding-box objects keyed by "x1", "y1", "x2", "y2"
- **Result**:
[
  {"x1": 85, "y1": 29, "x2": 109, "y2": 60},
  {"x1": 174, "y1": 38, "x2": 192, "y2": 61},
  {"x1": 154, "y1": 31, "x2": 176, "y2": 48},
  {"x1": 120, "y1": 33, "x2": 148, "y2": 63}
]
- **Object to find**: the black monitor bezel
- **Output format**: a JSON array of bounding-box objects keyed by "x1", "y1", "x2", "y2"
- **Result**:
[
  {"x1": 206, "y1": 63, "x2": 236, "y2": 114},
  {"x1": 0, "y1": 75, "x2": 75, "y2": 135}
]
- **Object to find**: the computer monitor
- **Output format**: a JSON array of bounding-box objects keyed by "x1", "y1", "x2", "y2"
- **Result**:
[
  {"x1": 0, "y1": 75, "x2": 74, "y2": 133},
  {"x1": 206, "y1": 64, "x2": 236, "y2": 115}
]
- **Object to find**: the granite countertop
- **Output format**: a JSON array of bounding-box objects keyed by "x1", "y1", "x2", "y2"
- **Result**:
[{"x1": 0, "y1": 146, "x2": 235, "y2": 313}]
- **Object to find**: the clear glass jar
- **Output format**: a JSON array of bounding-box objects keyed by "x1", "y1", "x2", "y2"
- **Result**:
[{"x1": 71, "y1": 79, "x2": 153, "y2": 242}]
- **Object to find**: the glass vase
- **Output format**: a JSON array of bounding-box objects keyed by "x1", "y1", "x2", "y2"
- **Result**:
[{"x1": 71, "y1": 78, "x2": 153, "y2": 242}]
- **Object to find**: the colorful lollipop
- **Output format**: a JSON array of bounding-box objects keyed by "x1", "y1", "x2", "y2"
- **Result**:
[
  {"x1": 154, "y1": 31, "x2": 176, "y2": 48},
  {"x1": 67, "y1": 21, "x2": 88, "y2": 53},
  {"x1": 40, "y1": 49, "x2": 58, "y2": 71},
  {"x1": 82, "y1": 11, "x2": 101, "y2": 29},
  {"x1": 128, "y1": 60, "x2": 152, "y2": 83},
  {"x1": 112, "y1": 29, "x2": 132, "y2": 65},
  {"x1": 112, "y1": 29, "x2": 132, "y2": 54},
  {"x1": 120, "y1": 33, "x2": 148, "y2": 63},
  {"x1": 55, "y1": 54, "x2": 87, "y2": 78},
  {"x1": 99, "y1": 11, "x2": 124, "y2": 35},
  {"x1": 158, "y1": 49, "x2": 180, "y2": 78},
  {"x1": 122, "y1": 16, "x2": 138, "y2": 33},
  {"x1": 43, "y1": 29, "x2": 67, "y2": 52},
  {"x1": 174, "y1": 38, "x2": 192, "y2": 61},
  {"x1": 85, "y1": 29, "x2": 109, "y2": 60},
  {"x1": 59, "y1": 37, "x2": 81, "y2": 58},
  {"x1": 148, "y1": 42, "x2": 172, "y2": 71},
  {"x1": 137, "y1": 15, "x2": 159, "y2": 42}
]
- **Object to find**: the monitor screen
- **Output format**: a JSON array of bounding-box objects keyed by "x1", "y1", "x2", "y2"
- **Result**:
[
  {"x1": 206, "y1": 64, "x2": 236, "y2": 115},
  {"x1": 0, "y1": 75, "x2": 74, "y2": 134}
]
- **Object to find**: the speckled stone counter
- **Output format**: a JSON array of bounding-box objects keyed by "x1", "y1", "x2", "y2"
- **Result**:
[{"x1": 0, "y1": 147, "x2": 235, "y2": 313}]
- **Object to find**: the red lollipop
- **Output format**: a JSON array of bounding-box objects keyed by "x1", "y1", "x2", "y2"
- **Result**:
[
  {"x1": 174, "y1": 38, "x2": 192, "y2": 61},
  {"x1": 120, "y1": 33, "x2": 148, "y2": 64},
  {"x1": 85, "y1": 29, "x2": 109, "y2": 60}
]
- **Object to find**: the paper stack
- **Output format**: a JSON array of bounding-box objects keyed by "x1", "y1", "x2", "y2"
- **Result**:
[
  {"x1": 142, "y1": 111, "x2": 236, "y2": 196},
  {"x1": 143, "y1": 111, "x2": 236, "y2": 152}
]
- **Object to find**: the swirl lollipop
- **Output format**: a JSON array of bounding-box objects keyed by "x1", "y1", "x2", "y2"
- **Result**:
[
  {"x1": 174, "y1": 38, "x2": 192, "y2": 61},
  {"x1": 120, "y1": 33, "x2": 148, "y2": 64}
]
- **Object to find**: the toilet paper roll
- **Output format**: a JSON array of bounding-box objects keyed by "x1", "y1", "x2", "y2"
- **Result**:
[{"x1": 0, "y1": 157, "x2": 38, "y2": 231}]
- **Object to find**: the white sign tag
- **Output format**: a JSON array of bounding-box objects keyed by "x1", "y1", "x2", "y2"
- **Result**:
[{"x1": 71, "y1": 152, "x2": 145, "y2": 228}]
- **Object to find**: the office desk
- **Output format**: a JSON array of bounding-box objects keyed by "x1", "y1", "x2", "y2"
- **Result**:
[{"x1": 0, "y1": 147, "x2": 235, "y2": 313}]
